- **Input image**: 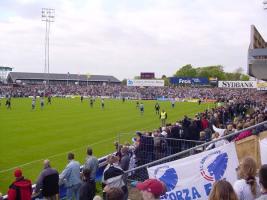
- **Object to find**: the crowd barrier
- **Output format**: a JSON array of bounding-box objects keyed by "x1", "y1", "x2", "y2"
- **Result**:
[
  {"x1": 117, "y1": 132, "x2": 206, "y2": 182},
  {"x1": 125, "y1": 121, "x2": 267, "y2": 183}
]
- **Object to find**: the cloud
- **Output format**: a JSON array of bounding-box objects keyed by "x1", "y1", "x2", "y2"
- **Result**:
[{"x1": 0, "y1": 0, "x2": 266, "y2": 79}]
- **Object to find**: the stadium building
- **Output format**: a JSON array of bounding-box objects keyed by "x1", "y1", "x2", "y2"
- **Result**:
[
  {"x1": 248, "y1": 25, "x2": 267, "y2": 81},
  {"x1": 7, "y1": 72, "x2": 121, "y2": 85}
]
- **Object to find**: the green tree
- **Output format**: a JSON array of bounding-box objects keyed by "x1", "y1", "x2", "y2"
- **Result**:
[
  {"x1": 174, "y1": 65, "x2": 249, "y2": 81},
  {"x1": 240, "y1": 74, "x2": 250, "y2": 81},
  {"x1": 224, "y1": 67, "x2": 248, "y2": 80},
  {"x1": 161, "y1": 75, "x2": 170, "y2": 86},
  {"x1": 121, "y1": 79, "x2": 127, "y2": 85},
  {"x1": 134, "y1": 76, "x2": 140, "y2": 79},
  {"x1": 175, "y1": 64, "x2": 197, "y2": 77}
]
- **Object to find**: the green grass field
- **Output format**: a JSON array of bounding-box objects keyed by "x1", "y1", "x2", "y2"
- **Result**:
[{"x1": 0, "y1": 98, "x2": 212, "y2": 192}]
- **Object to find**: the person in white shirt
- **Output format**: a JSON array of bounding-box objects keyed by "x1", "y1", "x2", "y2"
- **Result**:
[
  {"x1": 256, "y1": 165, "x2": 267, "y2": 200},
  {"x1": 234, "y1": 156, "x2": 261, "y2": 200}
]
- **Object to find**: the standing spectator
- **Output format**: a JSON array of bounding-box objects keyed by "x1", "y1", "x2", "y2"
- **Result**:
[
  {"x1": 7, "y1": 169, "x2": 32, "y2": 200},
  {"x1": 257, "y1": 165, "x2": 267, "y2": 200},
  {"x1": 214, "y1": 132, "x2": 229, "y2": 148},
  {"x1": 182, "y1": 115, "x2": 191, "y2": 138},
  {"x1": 114, "y1": 142, "x2": 123, "y2": 160},
  {"x1": 136, "y1": 179, "x2": 166, "y2": 200},
  {"x1": 59, "y1": 153, "x2": 81, "y2": 200},
  {"x1": 204, "y1": 128, "x2": 213, "y2": 142},
  {"x1": 199, "y1": 131, "x2": 206, "y2": 141},
  {"x1": 105, "y1": 187, "x2": 124, "y2": 200},
  {"x1": 102, "y1": 155, "x2": 127, "y2": 200},
  {"x1": 208, "y1": 180, "x2": 238, "y2": 200},
  {"x1": 79, "y1": 168, "x2": 95, "y2": 200},
  {"x1": 188, "y1": 120, "x2": 200, "y2": 141},
  {"x1": 201, "y1": 116, "x2": 209, "y2": 130},
  {"x1": 234, "y1": 156, "x2": 261, "y2": 200},
  {"x1": 119, "y1": 146, "x2": 130, "y2": 171},
  {"x1": 84, "y1": 147, "x2": 99, "y2": 183},
  {"x1": 234, "y1": 123, "x2": 252, "y2": 141},
  {"x1": 34, "y1": 160, "x2": 59, "y2": 200}
]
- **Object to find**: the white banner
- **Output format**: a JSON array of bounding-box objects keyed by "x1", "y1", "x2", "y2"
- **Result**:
[
  {"x1": 260, "y1": 138, "x2": 267, "y2": 165},
  {"x1": 218, "y1": 81, "x2": 257, "y2": 88},
  {"x1": 147, "y1": 143, "x2": 239, "y2": 200},
  {"x1": 127, "y1": 79, "x2": 164, "y2": 87}
]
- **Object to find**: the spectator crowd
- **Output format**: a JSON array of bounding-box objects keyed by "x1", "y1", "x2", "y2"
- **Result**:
[
  {"x1": 0, "y1": 84, "x2": 267, "y2": 200},
  {"x1": 1, "y1": 84, "x2": 266, "y2": 101}
]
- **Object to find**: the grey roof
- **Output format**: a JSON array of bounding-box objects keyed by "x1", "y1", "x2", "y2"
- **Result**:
[{"x1": 8, "y1": 72, "x2": 121, "y2": 83}]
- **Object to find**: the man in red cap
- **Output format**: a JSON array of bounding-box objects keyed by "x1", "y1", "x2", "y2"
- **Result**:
[
  {"x1": 7, "y1": 168, "x2": 32, "y2": 200},
  {"x1": 136, "y1": 179, "x2": 166, "y2": 200}
]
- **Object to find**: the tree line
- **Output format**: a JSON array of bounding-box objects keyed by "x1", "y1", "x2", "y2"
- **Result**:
[
  {"x1": 121, "y1": 64, "x2": 250, "y2": 85},
  {"x1": 173, "y1": 64, "x2": 249, "y2": 81}
]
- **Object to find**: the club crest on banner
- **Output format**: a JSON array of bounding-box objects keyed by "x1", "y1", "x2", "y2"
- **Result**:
[
  {"x1": 153, "y1": 166, "x2": 178, "y2": 192},
  {"x1": 147, "y1": 143, "x2": 238, "y2": 200},
  {"x1": 200, "y1": 151, "x2": 228, "y2": 182}
]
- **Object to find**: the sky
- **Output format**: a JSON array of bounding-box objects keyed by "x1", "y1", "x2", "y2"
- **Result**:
[{"x1": 0, "y1": 0, "x2": 266, "y2": 80}]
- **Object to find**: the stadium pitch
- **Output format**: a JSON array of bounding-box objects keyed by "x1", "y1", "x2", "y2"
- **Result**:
[{"x1": 0, "y1": 98, "x2": 212, "y2": 192}]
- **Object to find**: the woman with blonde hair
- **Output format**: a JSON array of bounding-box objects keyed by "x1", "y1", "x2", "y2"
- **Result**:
[
  {"x1": 234, "y1": 156, "x2": 261, "y2": 200},
  {"x1": 209, "y1": 180, "x2": 238, "y2": 200}
]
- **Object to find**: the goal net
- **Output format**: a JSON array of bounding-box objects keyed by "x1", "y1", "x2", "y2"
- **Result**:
[{"x1": 119, "y1": 92, "x2": 141, "y2": 100}]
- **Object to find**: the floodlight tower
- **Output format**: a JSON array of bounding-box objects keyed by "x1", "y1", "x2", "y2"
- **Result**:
[{"x1": 42, "y1": 8, "x2": 55, "y2": 85}]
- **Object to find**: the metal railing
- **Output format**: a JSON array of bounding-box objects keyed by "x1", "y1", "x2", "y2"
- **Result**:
[{"x1": 125, "y1": 121, "x2": 267, "y2": 182}]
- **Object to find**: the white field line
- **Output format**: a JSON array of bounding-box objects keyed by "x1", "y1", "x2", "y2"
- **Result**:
[
  {"x1": 0, "y1": 103, "x2": 207, "y2": 174},
  {"x1": 0, "y1": 136, "x2": 118, "y2": 174}
]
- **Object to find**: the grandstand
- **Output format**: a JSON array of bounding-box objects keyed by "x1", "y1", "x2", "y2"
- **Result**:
[
  {"x1": 6, "y1": 72, "x2": 121, "y2": 85},
  {"x1": 248, "y1": 25, "x2": 267, "y2": 81}
]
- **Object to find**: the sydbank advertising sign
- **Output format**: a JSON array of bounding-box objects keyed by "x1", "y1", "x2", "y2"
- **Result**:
[
  {"x1": 218, "y1": 81, "x2": 257, "y2": 88},
  {"x1": 127, "y1": 79, "x2": 164, "y2": 87},
  {"x1": 147, "y1": 143, "x2": 239, "y2": 200}
]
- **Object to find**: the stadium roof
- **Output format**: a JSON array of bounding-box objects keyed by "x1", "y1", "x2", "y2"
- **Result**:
[
  {"x1": 7, "y1": 72, "x2": 121, "y2": 83},
  {"x1": 248, "y1": 25, "x2": 267, "y2": 81}
]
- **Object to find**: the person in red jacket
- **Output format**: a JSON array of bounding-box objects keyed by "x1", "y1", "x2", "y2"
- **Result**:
[
  {"x1": 201, "y1": 116, "x2": 209, "y2": 130},
  {"x1": 8, "y1": 169, "x2": 32, "y2": 200}
]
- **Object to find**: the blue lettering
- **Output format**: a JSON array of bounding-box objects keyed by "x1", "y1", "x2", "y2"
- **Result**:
[
  {"x1": 176, "y1": 191, "x2": 184, "y2": 200},
  {"x1": 192, "y1": 187, "x2": 201, "y2": 199},
  {"x1": 161, "y1": 193, "x2": 168, "y2": 199},
  {"x1": 204, "y1": 183, "x2": 212, "y2": 196},
  {"x1": 164, "y1": 186, "x2": 203, "y2": 200},
  {"x1": 169, "y1": 193, "x2": 177, "y2": 200},
  {"x1": 183, "y1": 189, "x2": 191, "y2": 200}
]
